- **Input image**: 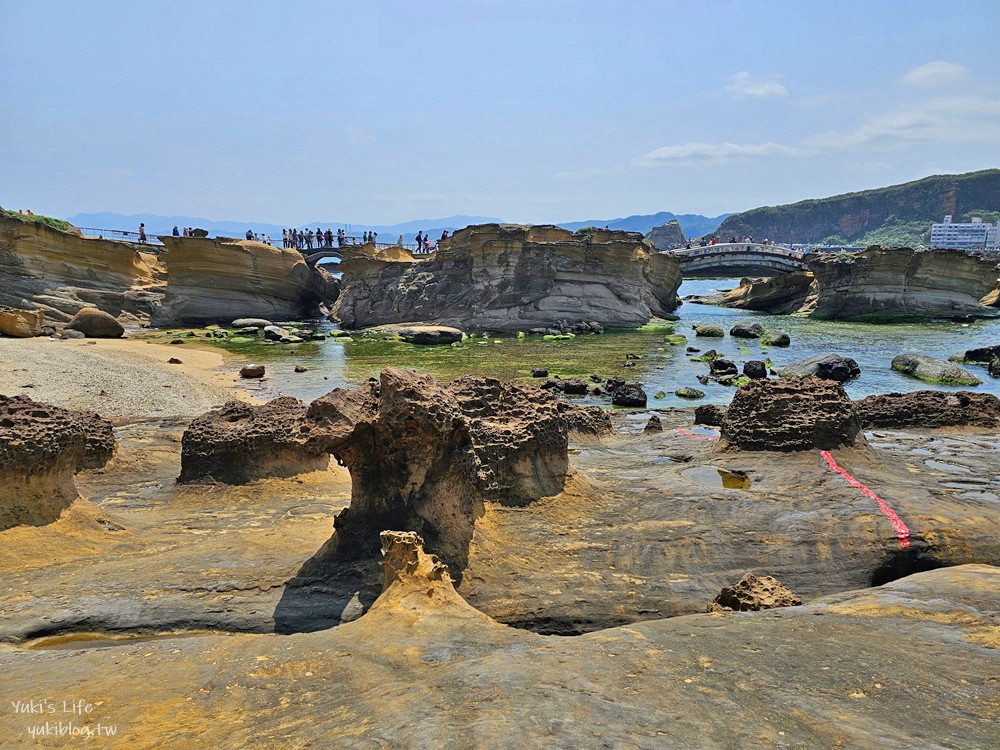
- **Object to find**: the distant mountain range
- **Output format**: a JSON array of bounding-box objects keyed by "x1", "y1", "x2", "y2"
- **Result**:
[
  {"x1": 65, "y1": 211, "x2": 729, "y2": 245},
  {"x1": 716, "y1": 169, "x2": 1000, "y2": 247}
]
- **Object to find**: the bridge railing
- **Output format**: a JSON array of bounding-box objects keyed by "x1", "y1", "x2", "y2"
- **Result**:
[
  {"x1": 78, "y1": 227, "x2": 165, "y2": 249},
  {"x1": 670, "y1": 243, "x2": 804, "y2": 260}
]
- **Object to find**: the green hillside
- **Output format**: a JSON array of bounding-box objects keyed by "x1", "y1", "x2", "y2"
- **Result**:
[{"x1": 714, "y1": 169, "x2": 1000, "y2": 246}]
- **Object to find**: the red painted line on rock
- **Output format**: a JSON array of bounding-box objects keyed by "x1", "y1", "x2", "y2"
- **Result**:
[
  {"x1": 820, "y1": 450, "x2": 910, "y2": 549},
  {"x1": 675, "y1": 428, "x2": 717, "y2": 441}
]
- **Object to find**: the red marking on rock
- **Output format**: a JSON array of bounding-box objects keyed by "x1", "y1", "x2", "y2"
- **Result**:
[
  {"x1": 675, "y1": 428, "x2": 717, "y2": 441},
  {"x1": 820, "y1": 450, "x2": 910, "y2": 549}
]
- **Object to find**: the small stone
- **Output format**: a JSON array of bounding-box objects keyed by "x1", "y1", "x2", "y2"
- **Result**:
[
  {"x1": 294, "y1": 365, "x2": 308, "y2": 373},
  {"x1": 743, "y1": 361, "x2": 767, "y2": 379},
  {"x1": 167, "y1": 357, "x2": 182, "y2": 365},
  {"x1": 530, "y1": 368, "x2": 549, "y2": 378},
  {"x1": 644, "y1": 415, "x2": 663, "y2": 432},
  {"x1": 654, "y1": 391, "x2": 667, "y2": 399}
]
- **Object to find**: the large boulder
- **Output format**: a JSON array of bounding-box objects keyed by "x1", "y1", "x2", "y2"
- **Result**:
[
  {"x1": 855, "y1": 391, "x2": 1000, "y2": 429},
  {"x1": 891, "y1": 353, "x2": 983, "y2": 386},
  {"x1": 0, "y1": 306, "x2": 44, "y2": 337},
  {"x1": 610, "y1": 382, "x2": 647, "y2": 407},
  {"x1": 693, "y1": 325, "x2": 724, "y2": 337},
  {"x1": 961, "y1": 344, "x2": 1000, "y2": 363},
  {"x1": 330, "y1": 225, "x2": 681, "y2": 332},
  {"x1": 707, "y1": 573, "x2": 801, "y2": 612},
  {"x1": 178, "y1": 397, "x2": 328, "y2": 484},
  {"x1": 0, "y1": 395, "x2": 115, "y2": 530},
  {"x1": 397, "y1": 326, "x2": 464, "y2": 345},
  {"x1": 231, "y1": 318, "x2": 273, "y2": 328},
  {"x1": 721, "y1": 377, "x2": 863, "y2": 451},
  {"x1": 779, "y1": 354, "x2": 860, "y2": 382},
  {"x1": 743, "y1": 360, "x2": 767, "y2": 379},
  {"x1": 729, "y1": 321, "x2": 765, "y2": 339},
  {"x1": 65, "y1": 307, "x2": 125, "y2": 338}
]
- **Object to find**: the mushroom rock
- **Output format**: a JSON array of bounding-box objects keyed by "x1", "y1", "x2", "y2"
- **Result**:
[
  {"x1": 707, "y1": 573, "x2": 802, "y2": 612},
  {"x1": 720, "y1": 377, "x2": 863, "y2": 451},
  {"x1": 0, "y1": 395, "x2": 115, "y2": 530},
  {"x1": 855, "y1": 390, "x2": 1000, "y2": 430},
  {"x1": 178, "y1": 397, "x2": 329, "y2": 484}
]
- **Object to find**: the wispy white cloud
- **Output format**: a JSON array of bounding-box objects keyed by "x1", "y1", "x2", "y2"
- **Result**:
[
  {"x1": 345, "y1": 124, "x2": 375, "y2": 146},
  {"x1": 554, "y1": 164, "x2": 627, "y2": 179},
  {"x1": 634, "y1": 141, "x2": 806, "y2": 167},
  {"x1": 901, "y1": 61, "x2": 967, "y2": 88},
  {"x1": 806, "y1": 96, "x2": 1000, "y2": 149},
  {"x1": 724, "y1": 71, "x2": 788, "y2": 100}
]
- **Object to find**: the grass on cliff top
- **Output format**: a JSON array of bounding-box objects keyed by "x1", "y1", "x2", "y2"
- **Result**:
[{"x1": 0, "y1": 206, "x2": 72, "y2": 232}]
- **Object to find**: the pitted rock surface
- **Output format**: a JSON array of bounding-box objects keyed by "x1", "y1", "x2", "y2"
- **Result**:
[
  {"x1": 556, "y1": 401, "x2": 614, "y2": 437},
  {"x1": 178, "y1": 397, "x2": 328, "y2": 484},
  {"x1": 0, "y1": 394, "x2": 115, "y2": 529},
  {"x1": 707, "y1": 573, "x2": 802, "y2": 612},
  {"x1": 856, "y1": 390, "x2": 1000, "y2": 429},
  {"x1": 720, "y1": 377, "x2": 862, "y2": 451}
]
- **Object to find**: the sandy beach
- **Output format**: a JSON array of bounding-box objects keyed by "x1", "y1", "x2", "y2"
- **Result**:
[{"x1": 0, "y1": 337, "x2": 255, "y2": 419}]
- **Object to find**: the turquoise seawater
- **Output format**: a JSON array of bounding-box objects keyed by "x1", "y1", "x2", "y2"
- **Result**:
[{"x1": 182, "y1": 278, "x2": 1000, "y2": 408}]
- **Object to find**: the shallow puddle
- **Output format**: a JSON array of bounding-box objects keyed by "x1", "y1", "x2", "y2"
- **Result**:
[
  {"x1": 25, "y1": 632, "x2": 226, "y2": 650},
  {"x1": 688, "y1": 426, "x2": 720, "y2": 438},
  {"x1": 680, "y1": 466, "x2": 750, "y2": 490}
]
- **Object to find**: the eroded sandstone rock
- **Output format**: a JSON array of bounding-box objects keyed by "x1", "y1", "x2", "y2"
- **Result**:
[
  {"x1": 65, "y1": 307, "x2": 125, "y2": 338},
  {"x1": 178, "y1": 397, "x2": 328, "y2": 484},
  {"x1": 0, "y1": 395, "x2": 115, "y2": 529},
  {"x1": 707, "y1": 572, "x2": 802, "y2": 612},
  {"x1": 331, "y1": 224, "x2": 681, "y2": 331},
  {"x1": 0, "y1": 306, "x2": 44, "y2": 337},
  {"x1": 720, "y1": 377, "x2": 862, "y2": 451},
  {"x1": 856, "y1": 390, "x2": 1000, "y2": 429}
]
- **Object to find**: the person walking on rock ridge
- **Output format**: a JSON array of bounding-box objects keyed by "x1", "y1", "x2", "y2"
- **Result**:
[{"x1": 138, "y1": 223, "x2": 147, "y2": 244}]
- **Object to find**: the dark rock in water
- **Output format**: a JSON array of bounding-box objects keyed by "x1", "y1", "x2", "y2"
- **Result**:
[
  {"x1": 709, "y1": 359, "x2": 738, "y2": 377},
  {"x1": 707, "y1": 573, "x2": 801, "y2": 612},
  {"x1": 962, "y1": 344, "x2": 1000, "y2": 363},
  {"x1": 700, "y1": 349, "x2": 720, "y2": 361},
  {"x1": 694, "y1": 404, "x2": 726, "y2": 426},
  {"x1": 721, "y1": 377, "x2": 862, "y2": 451},
  {"x1": 891, "y1": 353, "x2": 982, "y2": 386},
  {"x1": 730, "y1": 322, "x2": 765, "y2": 339},
  {"x1": 625, "y1": 353, "x2": 640, "y2": 360},
  {"x1": 590, "y1": 387, "x2": 604, "y2": 396},
  {"x1": 990, "y1": 358, "x2": 1000, "y2": 378},
  {"x1": 780, "y1": 354, "x2": 861, "y2": 382},
  {"x1": 528, "y1": 328, "x2": 547, "y2": 336},
  {"x1": 606, "y1": 378, "x2": 625, "y2": 393},
  {"x1": 761, "y1": 330, "x2": 790, "y2": 347},
  {"x1": 654, "y1": 391, "x2": 666, "y2": 399},
  {"x1": 693, "y1": 325, "x2": 724, "y2": 337},
  {"x1": 855, "y1": 390, "x2": 1000, "y2": 429},
  {"x1": 0, "y1": 394, "x2": 114, "y2": 530},
  {"x1": 232, "y1": 318, "x2": 273, "y2": 328},
  {"x1": 743, "y1": 360, "x2": 767, "y2": 380},
  {"x1": 240, "y1": 364, "x2": 265, "y2": 379},
  {"x1": 589, "y1": 374, "x2": 604, "y2": 383},
  {"x1": 611, "y1": 383, "x2": 647, "y2": 408},
  {"x1": 561, "y1": 378, "x2": 588, "y2": 395},
  {"x1": 294, "y1": 365, "x2": 308, "y2": 373},
  {"x1": 697, "y1": 374, "x2": 710, "y2": 385},
  {"x1": 622, "y1": 361, "x2": 636, "y2": 368},
  {"x1": 676, "y1": 387, "x2": 705, "y2": 399},
  {"x1": 686, "y1": 346, "x2": 700, "y2": 353},
  {"x1": 65, "y1": 307, "x2": 124, "y2": 338},
  {"x1": 530, "y1": 368, "x2": 548, "y2": 378},
  {"x1": 397, "y1": 325, "x2": 464, "y2": 345},
  {"x1": 644, "y1": 415, "x2": 663, "y2": 432},
  {"x1": 263, "y1": 325, "x2": 288, "y2": 341}
]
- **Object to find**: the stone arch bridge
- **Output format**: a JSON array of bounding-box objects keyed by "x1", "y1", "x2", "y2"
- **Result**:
[{"x1": 669, "y1": 243, "x2": 806, "y2": 277}]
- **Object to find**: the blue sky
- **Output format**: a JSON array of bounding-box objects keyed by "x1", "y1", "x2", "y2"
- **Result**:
[{"x1": 2, "y1": 0, "x2": 998, "y2": 225}]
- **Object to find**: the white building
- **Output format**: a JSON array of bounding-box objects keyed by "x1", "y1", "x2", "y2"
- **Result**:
[{"x1": 930, "y1": 215, "x2": 1000, "y2": 252}]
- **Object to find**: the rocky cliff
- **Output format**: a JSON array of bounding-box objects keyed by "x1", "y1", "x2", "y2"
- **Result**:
[
  {"x1": 0, "y1": 213, "x2": 163, "y2": 323},
  {"x1": 331, "y1": 224, "x2": 682, "y2": 331},
  {"x1": 153, "y1": 236, "x2": 336, "y2": 326},
  {"x1": 707, "y1": 247, "x2": 999, "y2": 320},
  {"x1": 806, "y1": 247, "x2": 999, "y2": 321},
  {"x1": 715, "y1": 169, "x2": 1000, "y2": 245},
  {"x1": 644, "y1": 219, "x2": 686, "y2": 250}
]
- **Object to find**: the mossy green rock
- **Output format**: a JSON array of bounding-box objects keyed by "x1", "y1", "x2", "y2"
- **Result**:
[
  {"x1": 664, "y1": 335, "x2": 687, "y2": 346},
  {"x1": 675, "y1": 387, "x2": 706, "y2": 399},
  {"x1": 891, "y1": 353, "x2": 983, "y2": 386}
]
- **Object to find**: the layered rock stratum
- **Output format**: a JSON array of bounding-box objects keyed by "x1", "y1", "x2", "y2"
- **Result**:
[
  {"x1": 0, "y1": 213, "x2": 163, "y2": 323},
  {"x1": 331, "y1": 224, "x2": 682, "y2": 331},
  {"x1": 154, "y1": 235, "x2": 337, "y2": 325},
  {"x1": 703, "y1": 246, "x2": 1000, "y2": 321}
]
